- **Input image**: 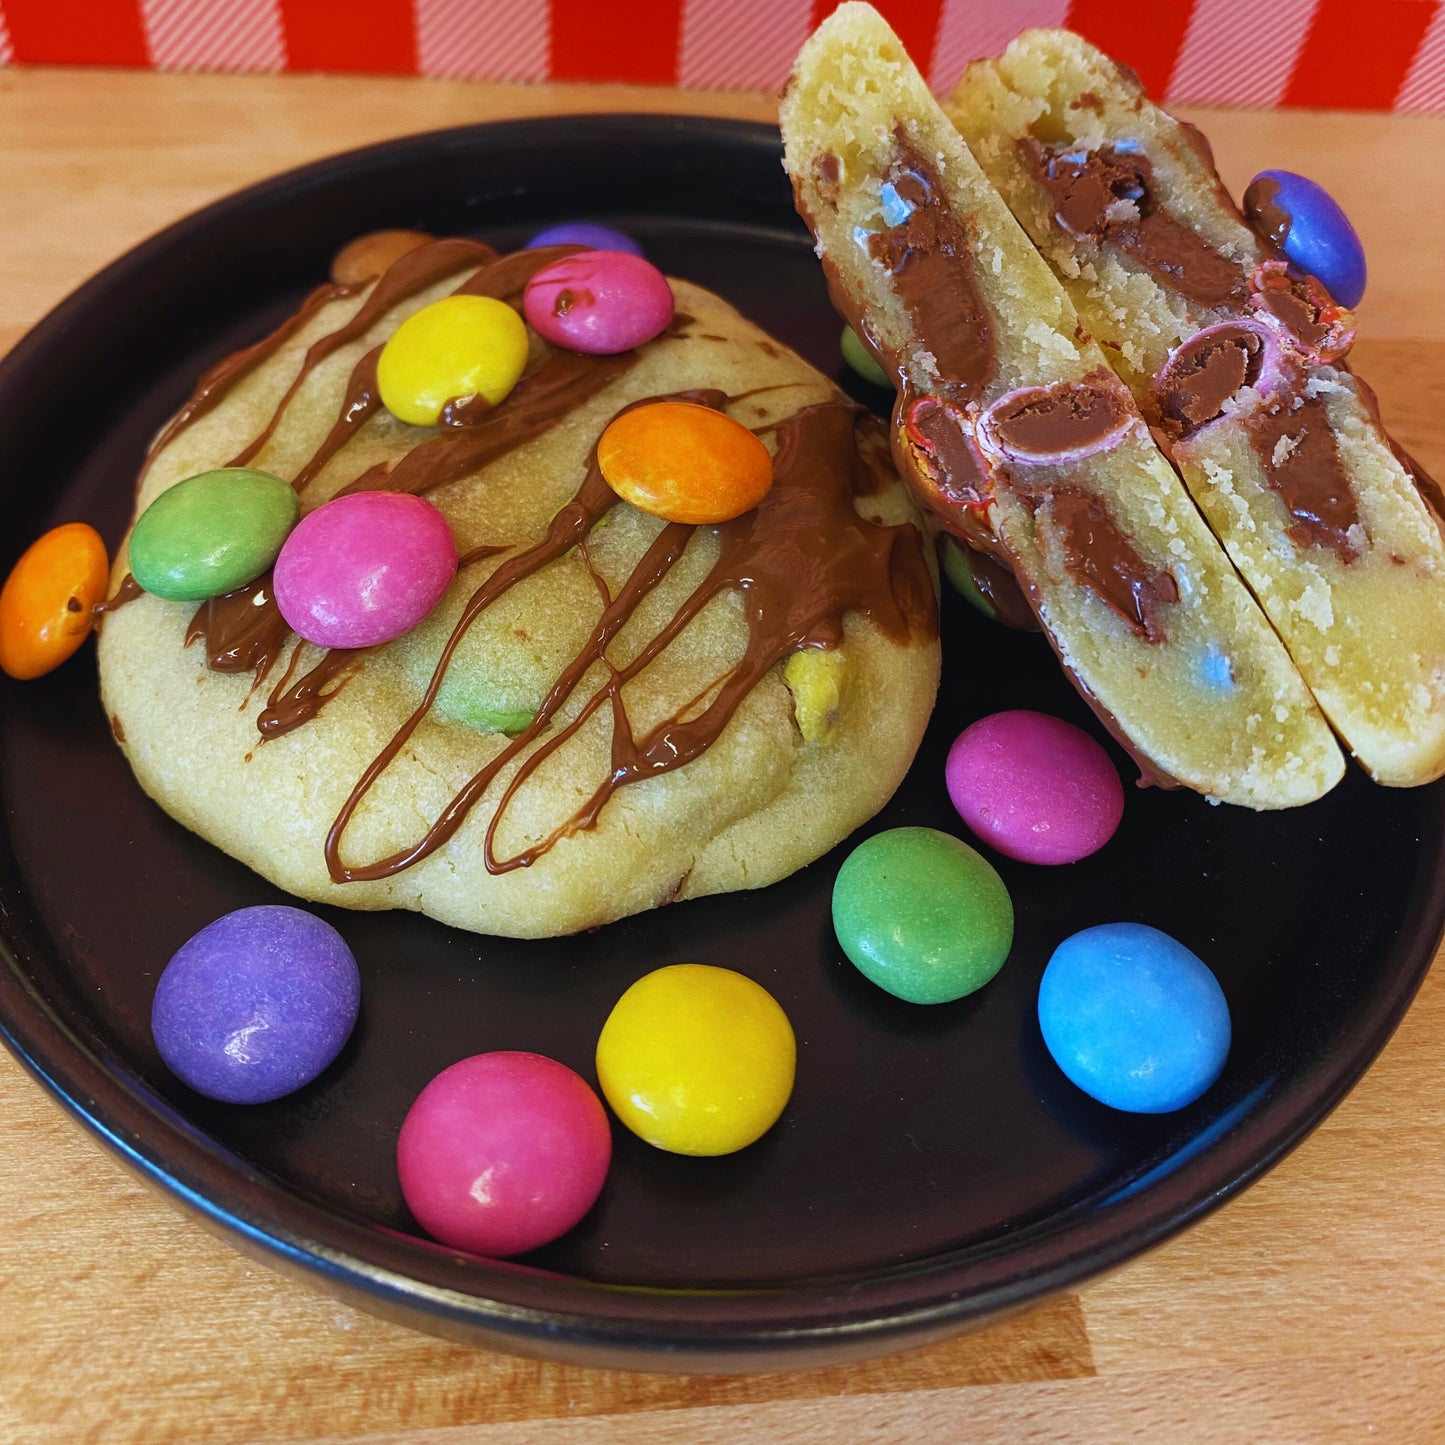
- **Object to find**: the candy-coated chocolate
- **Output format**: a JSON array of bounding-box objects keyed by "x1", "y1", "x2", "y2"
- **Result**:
[
  {"x1": 939, "y1": 536, "x2": 997, "y2": 621},
  {"x1": 832, "y1": 827, "x2": 1013, "y2": 1005},
  {"x1": 273, "y1": 491, "x2": 456, "y2": 649},
  {"x1": 595, "y1": 964, "x2": 796, "y2": 1156},
  {"x1": 151, "y1": 905, "x2": 360, "y2": 1104},
  {"x1": 0, "y1": 522, "x2": 109, "y2": 680},
  {"x1": 377, "y1": 294, "x2": 529, "y2": 426},
  {"x1": 840, "y1": 325, "x2": 889, "y2": 387},
  {"x1": 946, "y1": 710, "x2": 1124, "y2": 865},
  {"x1": 522, "y1": 251, "x2": 674, "y2": 356},
  {"x1": 597, "y1": 401, "x2": 773, "y2": 524},
  {"x1": 525, "y1": 222, "x2": 643, "y2": 256},
  {"x1": 1248, "y1": 170, "x2": 1366, "y2": 309},
  {"x1": 128, "y1": 468, "x2": 298, "y2": 602},
  {"x1": 397, "y1": 1052, "x2": 611, "y2": 1257},
  {"x1": 330, "y1": 229, "x2": 434, "y2": 286},
  {"x1": 1038, "y1": 923, "x2": 1231, "y2": 1113}
]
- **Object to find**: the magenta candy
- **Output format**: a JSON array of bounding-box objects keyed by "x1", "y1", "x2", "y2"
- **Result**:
[
  {"x1": 946, "y1": 710, "x2": 1124, "y2": 865},
  {"x1": 273, "y1": 491, "x2": 456, "y2": 649},
  {"x1": 522, "y1": 250, "x2": 674, "y2": 355},
  {"x1": 396, "y1": 1051, "x2": 612, "y2": 1257}
]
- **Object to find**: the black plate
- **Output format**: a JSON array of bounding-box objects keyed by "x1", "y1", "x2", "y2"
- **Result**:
[{"x1": 1, "y1": 116, "x2": 1442, "y2": 1372}]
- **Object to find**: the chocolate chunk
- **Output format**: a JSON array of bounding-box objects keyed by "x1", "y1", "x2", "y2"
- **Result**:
[
  {"x1": 1156, "y1": 324, "x2": 1265, "y2": 434},
  {"x1": 1246, "y1": 396, "x2": 1361, "y2": 561},
  {"x1": 987, "y1": 376, "x2": 1131, "y2": 459}
]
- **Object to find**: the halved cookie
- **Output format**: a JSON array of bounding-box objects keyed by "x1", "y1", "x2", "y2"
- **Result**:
[
  {"x1": 782, "y1": 2, "x2": 1342, "y2": 808},
  {"x1": 948, "y1": 28, "x2": 1445, "y2": 786},
  {"x1": 100, "y1": 238, "x2": 940, "y2": 937}
]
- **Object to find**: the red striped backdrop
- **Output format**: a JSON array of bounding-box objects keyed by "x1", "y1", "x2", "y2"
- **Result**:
[{"x1": 0, "y1": 0, "x2": 1441, "y2": 113}]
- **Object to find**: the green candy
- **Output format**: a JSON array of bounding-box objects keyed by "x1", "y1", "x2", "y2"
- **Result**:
[
  {"x1": 129, "y1": 468, "x2": 298, "y2": 601},
  {"x1": 939, "y1": 535, "x2": 998, "y2": 621},
  {"x1": 840, "y1": 325, "x2": 890, "y2": 388},
  {"x1": 832, "y1": 827, "x2": 1013, "y2": 1005}
]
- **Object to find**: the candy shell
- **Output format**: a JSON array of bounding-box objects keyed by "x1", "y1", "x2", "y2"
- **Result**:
[
  {"x1": 1038, "y1": 923, "x2": 1231, "y2": 1113},
  {"x1": 397, "y1": 1052, "x2": 611, "y2": 1257},
  {"x1": 1246, "y1": 170, "x2": 1366, "y2": 309},
  {"x1": 946, "y1": 710, "x2": 1124, "y2": 865},
  {"x1": 595, "y1": 964, "x2": 796, "y2": 1156},
  {"x1": 330, "y1": 229, "x2": 434, "y2": 285},
  {"x1": 939, "y1": 536, "x2": 997, "y2": 621},
  {"x1": 832, "y1": 827, "x2": 1013, "y2": 1005},
  {"x1": 522, "y1": 251, "x2": 674, "y2": 355},
  {"x1": 273, "y1": 491, "x2": 457, "y2": 649},
  {"x1": 526, "y1": 222, "x2": 643, "y2": 256},
  {"x1": 151, "y1": 905, "x2": 360, "y2": 1105},
  {"x1": 128, "y1": 468, "x2": 299, "y2": 602},
  {"x1": 377, "y1": 294, "x2": 529, "y2": 426},
  {"x1": 0, "y1": 522, "x2": 109, "y2": 680},
  {"x1": 840, "y1": 325, "x2": 890, "y2": 387},
  {"x1": 597, "y1": 401, "x2": 773, "y2": 524}
]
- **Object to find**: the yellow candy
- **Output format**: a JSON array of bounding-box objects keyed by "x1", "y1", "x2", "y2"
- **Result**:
[
  {"x1": 377, "y1": 295, "x2": 529, "y2": 426},
  {"x1": 595, "y1": 964, "x2": 796, "y2": 1156},
  {"x1": 783, "y1": 648, "x2": 849, "y2": 745}
]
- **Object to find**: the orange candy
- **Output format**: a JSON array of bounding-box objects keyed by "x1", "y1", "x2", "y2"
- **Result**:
[
  {"x1": 597, "y1": 402, "x2": 774, "y2": 525},
  {"x1": 0, "y1": 523, "x2": 110, "y2": 680}
]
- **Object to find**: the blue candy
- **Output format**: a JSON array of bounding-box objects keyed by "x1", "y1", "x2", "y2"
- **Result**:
[
  {"x1": 152, "y1": 905, "x2": 360, "y2": 1104},
  {"x1": 526, "y1": 222, "x2": 643, "y2": 257},
  {"x1": 1247, "y1": 170, "x2": 1366, "y2": 309},
  {"x1": 1038, "y1": 922, "x2": 1230, "y2": 1113}
]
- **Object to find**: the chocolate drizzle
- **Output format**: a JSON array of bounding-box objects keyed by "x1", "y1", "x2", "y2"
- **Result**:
[
  {"x1": 1020, "y1": 139, "x2": 1248, "y2": 309},
  {"x1": 323, "y1": 399, "x2": 934, "y2": 883},
  {"x1": 1243, "y1": 176, "x2": 1291, "y2": 249},
  {"x1": 1245, "y1": 397, "x2": 1361, "y2": 560},
  {"x1": 185, "y1": 576, "x2": 291, "y2": 678}
]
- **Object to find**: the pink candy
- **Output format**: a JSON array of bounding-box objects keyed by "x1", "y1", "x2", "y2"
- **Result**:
[
  {"x1": 946, "y1": 710, "x2": 1124, "y2": 866},
  {"x1": 396, "y1": 1051, "x2": 612, "y2": 1257},
  {"x1": 522, "y1": 250, "x2": 674, "y2": 355},
  {"x1": 273, "y1": 491, "x2": 456, "y2": 650}
]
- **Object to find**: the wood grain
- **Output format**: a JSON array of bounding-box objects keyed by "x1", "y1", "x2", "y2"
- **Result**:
[{"x1": 1, "y1": 64, "x2": 1444, "y2": 1444}]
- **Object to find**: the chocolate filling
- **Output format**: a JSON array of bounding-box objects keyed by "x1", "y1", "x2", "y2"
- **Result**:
[
  {"x1": 1252, "y1": 268, "x2": 1330, "y2": 351},
  {"x1": 1019, "y1": 139, "x2": 1248, "y2": 310},
  {"x1": 987, "y1": 375, "x2": 1131, "y2": 458},
  {"x1": 1046, "y1": 489, "x2": 1178, "y2": 643},
  {"x1": 866, "y1": 137, "x2": 996, "y2": 397},
  {"x1": 1245, "y1": 396, "x2": 1361, "y2": 560},
  {"x1": 1156, "y1": 324, "x2": 1266, "y2": 435}
]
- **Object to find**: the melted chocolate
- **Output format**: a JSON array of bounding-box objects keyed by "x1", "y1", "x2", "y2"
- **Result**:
[
  {"x1": 1046, "y1": 489, "x2": 1178, "y2": 643},
  {"x1": 1253, "y1": 268, "x2": 1330, "y2": 351},
  {"x1": 257, "y1": 648, "x2": 361, "y2": 737},
  {"x1": 324, "y1": 400, "x2": 935, "y2": 883},
  {"x1": 866, "y1": 138, "x2": 996, "y2": 397},
  {"x1": 1156, "y1": 324, "x2": 1265, "y2": 435},
  {"x1": 185, "y1": 576, "x2": 291, "y2": 679},
  {"x1": 1243, "y1": 176, "x2": 1291, "y2": 249},
  {"x1": 1020, "y1": 139, "x2": 1248, "y2": 310},
  {"x1": 1246, "y1": 397, "x2": 1361, "y2": 560},
  {"x1": 986, "y1": 375, "x2": 1131, "y2": 458}
]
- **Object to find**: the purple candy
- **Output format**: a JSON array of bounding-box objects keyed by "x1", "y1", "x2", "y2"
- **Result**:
[
  {"x1": 273, "y1": 490, "x2": 457, "y2": 650},
  {"x1": 525, "y1": 222, "x2": 643, "y2": 256},
  {"x1": 152, "y1": 906, "x2": 360, "y2": 1104},
  {"x1": 946, "y1": 710, "x2": 1124, "y2": 865},
  {"x1": 522, "y1": 251, "x2": 674, "y2": 356},
  {"x1": 1247, "y1": 169, "x2": 1366, "y2": 310}
]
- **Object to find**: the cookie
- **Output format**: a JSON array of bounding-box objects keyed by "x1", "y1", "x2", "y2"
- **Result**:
[
  {"x1": 947, "y1": 29, "x2": 1445, "y2": 786},
  {"x1": 781, "y1": 2, "x2": 1342, "y2": 808},
  {"x1": 99, "y1": 237, "x2": 940, "y2": 938}
]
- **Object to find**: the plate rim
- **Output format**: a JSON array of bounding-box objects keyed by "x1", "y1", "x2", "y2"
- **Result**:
[{"x1": 2, "y1": 112, "x2": 1442, "y2": 1371}]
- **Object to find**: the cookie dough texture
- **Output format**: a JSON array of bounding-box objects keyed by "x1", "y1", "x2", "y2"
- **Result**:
[{"x1": 100, "y1": 267, "x2": 940, "y2": 937}]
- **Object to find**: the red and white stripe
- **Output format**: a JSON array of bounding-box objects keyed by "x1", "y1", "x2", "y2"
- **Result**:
[
  {"x1": 1168, "y1": 0, "x2": 1318, "y2": 107},
  {"x1": 142, "y1": 0, "x2": 284, "y2": 72},
  {"x1": 929, "y1": 0, "x2": 1069, "y2": 92},
  {"x1": 415, "y1": 0, "x2": 549, "y2": 82},
  {"x1": 1396, "y1": 0, "x2": 1445, "y2": 113},
  {"x1": 678, "y1": 0, "x2": 813, "y2": 91},
  {"x1": 0, "y1": 7, "x2": 12, "y2": 65}
]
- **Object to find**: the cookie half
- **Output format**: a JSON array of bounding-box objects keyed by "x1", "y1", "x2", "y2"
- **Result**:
[
  {"x1": 100, "y1": 240, "x2": 940, "y2": 937},
  {"x1": 782, "y1": 2, "x2": 1342, "y2": 808},
  {"x1": 948, "y1": 29, "x2": 1445, "y2": 786}
]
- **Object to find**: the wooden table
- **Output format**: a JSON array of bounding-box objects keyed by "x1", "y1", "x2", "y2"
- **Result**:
[{"x1": 2, "y1": 65, "x2": 1444, "y2": 1443}]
